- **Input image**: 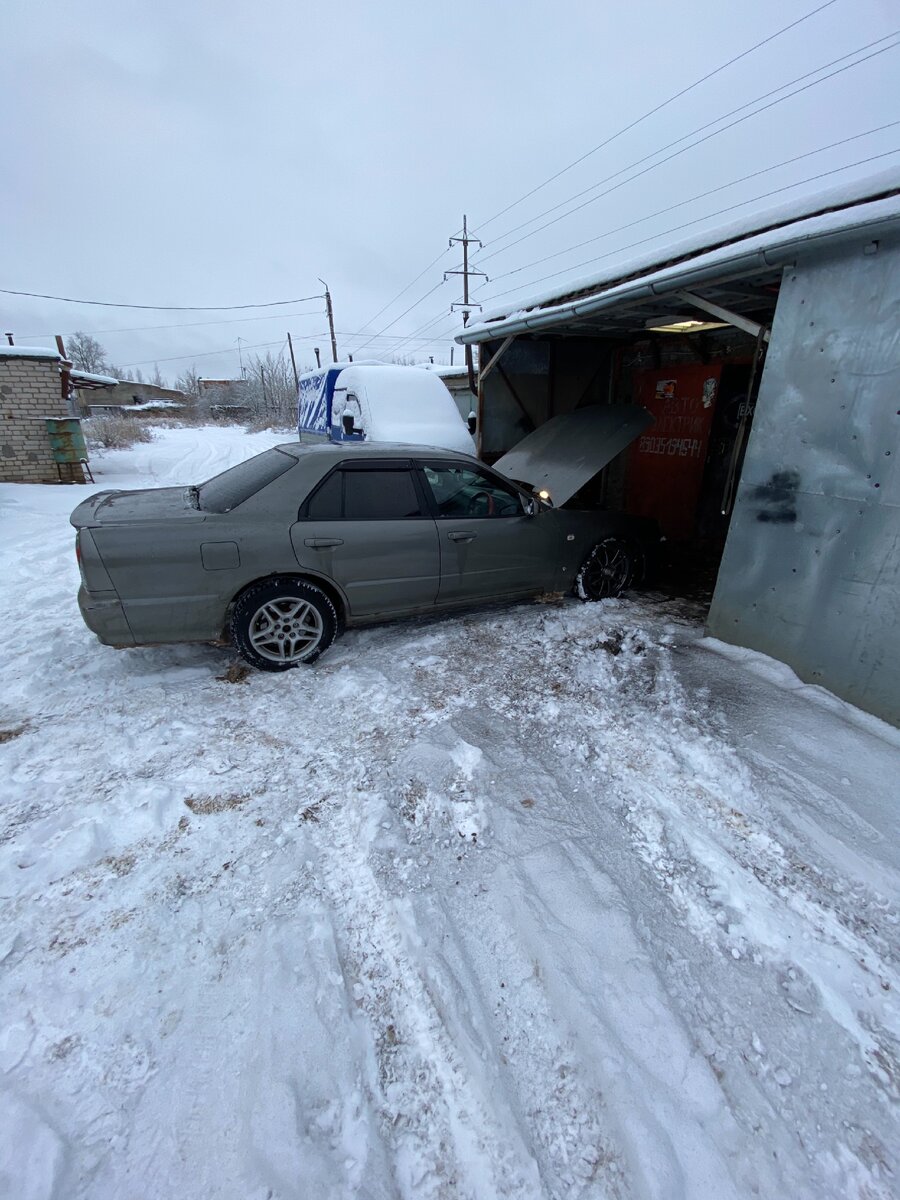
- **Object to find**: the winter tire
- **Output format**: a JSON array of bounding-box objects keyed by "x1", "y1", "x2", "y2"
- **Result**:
[
  {"x1": 575, "y1": 537, "x2": 634, "y2": 601},
  {"x1": 230, "y1": 577, "x2": 337, "y2": 671}
]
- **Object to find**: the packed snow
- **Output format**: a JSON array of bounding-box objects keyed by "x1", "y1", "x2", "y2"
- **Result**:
[{"x1": 0, "y1": 425, "x2": 898, "y2": 1200}]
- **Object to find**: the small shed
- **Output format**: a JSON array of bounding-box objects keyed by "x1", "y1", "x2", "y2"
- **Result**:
[
  {"x1": 0, "y1": 347, "x2": 116, "y2": 483},
  {"x1": 457, "y1": 172, "x2": 900, "y2": 724}
]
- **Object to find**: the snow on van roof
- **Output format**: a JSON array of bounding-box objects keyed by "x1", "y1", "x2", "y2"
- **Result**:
[
  {"x1": 460, "y1": 165, "x2": 900, "y2": 341},
  {"x1": 337, "y1": 363, "x2": 476, "y2": 454},
  {"x1": 297, "y1": 359, "x2": 384, "y2": 383}
]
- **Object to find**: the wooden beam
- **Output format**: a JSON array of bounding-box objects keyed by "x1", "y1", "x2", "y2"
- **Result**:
[
  {"x1": 479, "y1": 334, "x2": 515, "y2": 383},
  {"x1": 677, "y1": 290, "x2": 770, "y2": 341}
]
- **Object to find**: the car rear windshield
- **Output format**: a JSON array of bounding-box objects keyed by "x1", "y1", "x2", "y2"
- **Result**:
[{"x1": 198, "y1": 448, "x2": 296, "y2": 513}]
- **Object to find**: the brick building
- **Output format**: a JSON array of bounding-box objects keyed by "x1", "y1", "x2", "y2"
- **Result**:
[{"x1": 0, "y1": 347, "x2": 116, "y2": 483}]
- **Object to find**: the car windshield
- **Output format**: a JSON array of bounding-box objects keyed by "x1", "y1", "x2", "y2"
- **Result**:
[{"x1": 198, "y1": 448, "x2": 296, "y2": 513}]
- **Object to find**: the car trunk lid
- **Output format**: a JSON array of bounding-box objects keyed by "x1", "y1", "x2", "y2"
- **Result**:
[
  {"x1": 492, "y1": 404, "x2": 653, "y2": 507},
  {"x1": 70, "y1": 486, "x2": 203, "y2": 529}
]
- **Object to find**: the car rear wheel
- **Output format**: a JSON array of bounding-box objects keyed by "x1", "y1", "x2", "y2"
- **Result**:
[
  {"x1": 575, "y1": 537, "x2": 634, "y2": 601},
  {"x1": 230, "y1": 578, "x2": 337, "y2": 671}
]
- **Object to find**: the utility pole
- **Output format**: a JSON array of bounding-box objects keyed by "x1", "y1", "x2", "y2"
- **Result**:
[
  {"x1": 319, "y1": 278, "x2": 339, "y2": 362},
  {"x1": 261, "y1": 364, "x2": 268, "y2": 412},
  {"x1": 237, "y1": 337, "x2": 245, "y2": 378},
  {"x1": 4, "y1": 333, "x2": 13, "y2": 346},
  {"x1": 286, "y1": 332, "x2": 299, "y2": 390},
  {"x1": 445, "y1": 215, "x2": 487, "y2": 396},
  {"x1": 314, "y1": 347, "x2": 321, "y2": 368}
]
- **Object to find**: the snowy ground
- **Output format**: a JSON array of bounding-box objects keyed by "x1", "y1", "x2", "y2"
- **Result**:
[{"x1": 1, "y1": 426, "x2": 898, "y2": 1200}]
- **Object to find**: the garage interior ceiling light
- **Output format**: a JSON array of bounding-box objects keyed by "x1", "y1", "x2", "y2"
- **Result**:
[{"x1": 646, "y1": 318, "x2": 729, "y2": 334}]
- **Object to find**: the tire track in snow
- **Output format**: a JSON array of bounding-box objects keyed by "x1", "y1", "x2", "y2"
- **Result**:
[{"x1": 310, "y1": 782, "x2": 542, "y2": 1200}]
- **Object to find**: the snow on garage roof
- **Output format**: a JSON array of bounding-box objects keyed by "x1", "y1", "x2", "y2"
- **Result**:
[
  {"x1": 458, "y1": 166, "x2": 900, "y2": 343},
  {"x1": 70, "y1": 368, "x2": 119, "y2": 388}
]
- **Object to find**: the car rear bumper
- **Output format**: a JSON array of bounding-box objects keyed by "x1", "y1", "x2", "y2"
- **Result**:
[{"x1": 78, "y1": 585, "x2": 135, "y2": 646}]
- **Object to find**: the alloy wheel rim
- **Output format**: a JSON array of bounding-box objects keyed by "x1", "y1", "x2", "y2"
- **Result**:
[
  {"x1": 585, "y1": 543, "x2": 629, "y2": 596},
  {"x1": 248, "y1": 598, "x2": 324, "y2": 663}
]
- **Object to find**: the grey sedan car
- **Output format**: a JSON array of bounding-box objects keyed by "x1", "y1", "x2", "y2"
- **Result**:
[{"x1": 72, "y1": 433, "x2": 658, "y2": 672}]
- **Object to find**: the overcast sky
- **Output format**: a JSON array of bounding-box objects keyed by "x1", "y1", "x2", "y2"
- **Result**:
[{"x1": 3, "y1": 0, "x2": 897, "y2": 384}]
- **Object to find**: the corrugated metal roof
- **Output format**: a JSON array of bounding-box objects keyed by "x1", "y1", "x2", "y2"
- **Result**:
[{"x1": 458, "y1": 168, "x2": 900, "y2": 344}]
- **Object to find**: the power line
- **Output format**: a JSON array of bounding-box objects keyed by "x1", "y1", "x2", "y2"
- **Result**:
[
  {"x1": 122, "y1": 339, "x2": 285, "y2": 368},
  {"x1": 296, "y1": 329, "x2": 462, "y2": 345},
  {"x1": 475, "y1": 148, "x2": 900, "y2": 308},
  {"x1": 473, "y1": 34, "x2": 900, "y2": 271},
  {"x1": 0, "y1": 288, "x2": 325, "y2": 312},
  {"x1": 475, "y1": 31, "x2": 899, "y2": 264},
  {"x1": 361, "y1": 20, "x2": 891, "y2": 359},
  {"x1": 485, "y1": 121, "x2": 900, "y2": 287},
  {"x1": 20, "y1": 306, "x2": 327, "y2": 340},
  {"x1": 347, "y1": 244, "x2": 456, "y2": 344},
  {"x1": 473, "y1": 0, "x2": 840, "y2": 234},
  {"x1": 350, "y1": 279, "x2": 448, "y2": 354},
  {"x1": 117, "y1": 323, "x2": 465, "y2": 370},
  {"x1": 386, "y1": 311, "x2": 462, "y2": 357}
]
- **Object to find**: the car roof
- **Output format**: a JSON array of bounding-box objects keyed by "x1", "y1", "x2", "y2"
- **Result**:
[{"x1": 276, "y1": 440, "x2": 478, "y2": 463}]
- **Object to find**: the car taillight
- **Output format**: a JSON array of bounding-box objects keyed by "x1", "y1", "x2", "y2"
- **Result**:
[{"x1": 75, "y1": 533, "x2": 82, "y2": 565}]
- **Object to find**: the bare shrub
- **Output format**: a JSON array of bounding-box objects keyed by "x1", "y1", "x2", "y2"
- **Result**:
[
  {"x1": 83, "y1": 414, "x2": 154, "y2": 451},
  {"x1": 243, "y1": 412, "x2": 295, "y2": 434}
]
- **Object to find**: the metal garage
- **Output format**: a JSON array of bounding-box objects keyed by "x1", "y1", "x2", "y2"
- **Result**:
[{"x1": 457, "y1": 178, "x2": 900, "y2": 724}]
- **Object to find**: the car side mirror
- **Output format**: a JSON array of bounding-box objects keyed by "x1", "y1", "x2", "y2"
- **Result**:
[
  {"x1": 522, "y1": 496, "x2": 537, "y2": 517},
  {"x1": 342, "y1": 413, "x2": 364, "y2": 437},
  {"x1": 467, "y1": 414, "x2": 477, "y2": 434}
]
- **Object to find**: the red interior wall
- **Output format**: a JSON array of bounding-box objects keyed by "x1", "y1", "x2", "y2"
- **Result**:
[{"x1": 625, "y1": 363, "x2": 722, "y2": 540}]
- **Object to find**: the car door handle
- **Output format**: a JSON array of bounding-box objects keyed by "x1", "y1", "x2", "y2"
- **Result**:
[
  {"x1": 448, "y1": 531, "x2": 477, "y2": 543},
  {"x1": 304, "y1": 537, "x2": 344, "y2": 548}
]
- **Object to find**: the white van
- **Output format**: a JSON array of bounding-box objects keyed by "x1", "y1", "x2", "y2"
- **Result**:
[{"x1": 299, "y1": 363, "x2": 475, "y2": 455}]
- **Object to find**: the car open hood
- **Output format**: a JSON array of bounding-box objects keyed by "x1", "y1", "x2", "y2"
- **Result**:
[
  {"x1": 70, "y1": 487, "x2": 202, "y2": 528},
  {"x1": 492, "y1": 404, "x2": 653, "y2": 507}
]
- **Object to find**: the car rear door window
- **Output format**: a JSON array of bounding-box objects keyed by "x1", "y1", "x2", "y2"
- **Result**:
[
  {"x1": 306, "y1": 470, "x2": 343, "y2": 519},
  {"x1": 304, "y1": 466, "x2": 423, "y2": 519},
  {"x1": 344, "y1": 469, "x2": 422, "y2": 519}
]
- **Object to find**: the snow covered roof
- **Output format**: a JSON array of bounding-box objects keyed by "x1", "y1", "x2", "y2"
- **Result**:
[
  {"x1": 0, "y1": 345, "x2": 62, "y2": 361},
  {"x1": 70, "y1": 369, "x2": 118, "y2": 388},
  {"x1": 0, "y1": 347, "x2": 117, "y2": 388},
  {"x1": 418, "y1": 363, "x2": 469, "y2": 379},
  {"x1": 458, "y1": 168, "x2": 900, "y2": 343}
]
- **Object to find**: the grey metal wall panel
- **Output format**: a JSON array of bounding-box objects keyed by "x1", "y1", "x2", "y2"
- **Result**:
[{"x1": 708, "y1": 239, "x2": 900, "y2": 725}]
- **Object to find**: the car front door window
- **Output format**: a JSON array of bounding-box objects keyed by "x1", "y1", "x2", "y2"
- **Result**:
[{"x1": 422, "y1": 464, "x2": 522, "y2": 518}]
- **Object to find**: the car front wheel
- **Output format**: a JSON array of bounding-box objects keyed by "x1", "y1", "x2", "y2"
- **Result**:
[
  {"x1": 575, "y1": 538, "x2": 634, "y2": 601},
  {"x1": 230, "y1": 577, "x2": 337, "y2": 671}
]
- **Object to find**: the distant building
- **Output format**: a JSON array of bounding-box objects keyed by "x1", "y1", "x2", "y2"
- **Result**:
[
  {"x1": 198, "y1": 377, "x2": 252, "y2": 419},
  {"x1": 86, "y1": 380, "x2": 188, "y2": 415}
]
